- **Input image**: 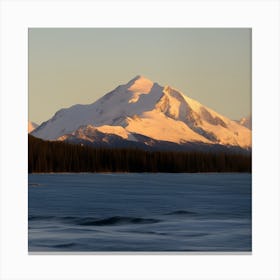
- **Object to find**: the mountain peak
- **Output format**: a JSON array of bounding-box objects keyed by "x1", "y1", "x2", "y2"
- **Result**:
[
  {"x1": 129, "y1": 74, "x2": 151, "y2": 82},
  {"x1": 126, "y1": 75, "x2": 154, "y2": 94}
]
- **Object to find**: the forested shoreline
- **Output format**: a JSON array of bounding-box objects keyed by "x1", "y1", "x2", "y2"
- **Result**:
[{"x1": 28, "y1": 135, "x2": 251, "y2": 173}]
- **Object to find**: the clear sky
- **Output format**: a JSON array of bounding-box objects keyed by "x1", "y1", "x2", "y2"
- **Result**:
[{"x1": 29, "y1": 28, "x2": 251, "y2": 124}]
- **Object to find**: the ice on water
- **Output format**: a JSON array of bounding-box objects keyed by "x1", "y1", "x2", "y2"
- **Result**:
[{"x1": 28, "y1": 173, "x2": 251, "y2": 252}]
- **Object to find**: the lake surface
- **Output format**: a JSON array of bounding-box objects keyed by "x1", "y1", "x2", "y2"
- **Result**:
[{"x1": 28, "y1": 173, "x2": 251, "y2": 252}]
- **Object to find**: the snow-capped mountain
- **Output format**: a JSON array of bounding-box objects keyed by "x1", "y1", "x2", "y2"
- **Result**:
[
  {"x1": 28, "y1": 121, "x2": 38, "y2": 133},
  {"x1": 32, "y1": 76, "x2": 251, "y2": 150},
  {"x1": 238, "y1": 115, "x2": 252, "y2": 130}
]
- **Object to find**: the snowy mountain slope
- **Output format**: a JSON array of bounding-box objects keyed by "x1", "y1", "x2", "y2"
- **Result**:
[
  {"x1": 32, "y1": 75, "x2": 251, "y2": 149},
  {"x1": 57, "y1": 125, "x2": 138, "y2": 143},
  {"x1": 28, "y1": 121, "x2": 38, "y2": 133},
  {"x1": 32, "y1": 76, "x2": 162, "y2": 140}
]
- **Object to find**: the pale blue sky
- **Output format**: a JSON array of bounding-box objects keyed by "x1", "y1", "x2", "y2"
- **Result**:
[{"x1": 29, "y1": 28, "x2": 251, "y2": 124}]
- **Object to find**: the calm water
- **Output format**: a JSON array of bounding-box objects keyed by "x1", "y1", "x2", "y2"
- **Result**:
[{"x1": 28, "y1": 173, "x2": 251, "y2": 252}]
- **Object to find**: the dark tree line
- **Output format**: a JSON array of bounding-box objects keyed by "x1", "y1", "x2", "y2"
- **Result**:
[{"x1": 28, "y1": 135, "x2": 251, "y2": 173}]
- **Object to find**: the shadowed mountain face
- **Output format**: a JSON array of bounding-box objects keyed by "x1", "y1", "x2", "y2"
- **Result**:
[{"x1": 32, "y1": 76, "x2": 251, "y2": 151}]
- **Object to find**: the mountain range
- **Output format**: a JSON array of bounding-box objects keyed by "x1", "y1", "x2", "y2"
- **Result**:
[{"x1": 31, "y1": 76, "x2": 251, "y2": 152}]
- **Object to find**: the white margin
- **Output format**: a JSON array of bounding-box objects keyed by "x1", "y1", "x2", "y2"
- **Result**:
[{"x1": 0, "y1": 0, "x2": 279, "y2": 280}]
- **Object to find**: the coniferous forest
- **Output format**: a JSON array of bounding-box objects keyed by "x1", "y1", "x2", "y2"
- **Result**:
[{"x1": 28, "y1": 135, "x2": 251, "y2": 173}]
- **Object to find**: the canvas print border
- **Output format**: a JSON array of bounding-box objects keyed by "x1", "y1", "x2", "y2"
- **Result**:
[{"x1": 0, "y1": 0, "x2": 280, "y2": 279}]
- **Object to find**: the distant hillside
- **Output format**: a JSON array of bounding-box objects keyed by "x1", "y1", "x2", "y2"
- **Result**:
[
  {"x1": 28, "y1": 121, "x2": 38, "y2": 133},
  {"x1": 28, "y1": 135, "x2": 251, "y2": 173}
]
